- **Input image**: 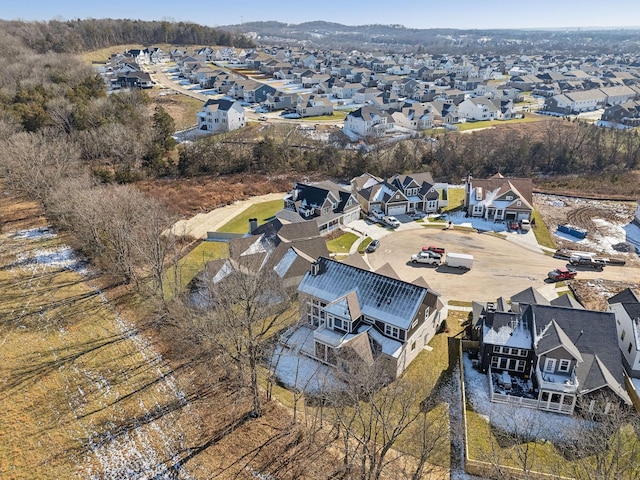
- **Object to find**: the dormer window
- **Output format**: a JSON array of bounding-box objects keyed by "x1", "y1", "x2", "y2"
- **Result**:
[
  {"x1": 506, "y1": 195, "x2": 513, "y2": 200},
  {"x1": 558, "y1": 359, "x2": 571, "y2": 373}
]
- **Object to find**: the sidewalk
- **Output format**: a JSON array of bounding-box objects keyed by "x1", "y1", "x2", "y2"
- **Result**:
[{"x1": 169, "y1": 192, "x2": 285, "y2": 239}]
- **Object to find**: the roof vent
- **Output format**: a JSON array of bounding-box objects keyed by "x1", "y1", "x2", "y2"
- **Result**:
[{"x1": 311, "y1": 262, "x2": 319, "y2": 276}]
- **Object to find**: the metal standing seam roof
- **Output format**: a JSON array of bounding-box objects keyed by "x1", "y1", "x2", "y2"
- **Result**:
[{"x1": 298, "y1": 257, "x2": 431, "y2": 330}]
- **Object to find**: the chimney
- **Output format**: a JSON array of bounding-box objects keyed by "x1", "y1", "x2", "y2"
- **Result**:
[
  {"x1": 248, "y1": 218, "x2": 258, "y2": 234},
  {"x1": 311, "y1": 262, "x2": 319, "y2": 276}
]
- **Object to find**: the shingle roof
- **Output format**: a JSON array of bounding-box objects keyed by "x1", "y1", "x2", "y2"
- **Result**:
[{"x1": 530, "y1": 305, "x2": 628, "y2": 398}]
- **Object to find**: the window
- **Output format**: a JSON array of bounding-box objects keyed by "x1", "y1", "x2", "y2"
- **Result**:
[
  {"x1": 558, "y1": 359, "x2": 571, "y2": 373},
  {"x1": 629, "y1": 343, "x2": 633, "y2": 354},
  {"x1": 621, "y1": 330, "x2": 626, "y2": 341},
  {"x1": 544, "y1": 358, "x2": 556, "y2": 373},
  {"x1": 385, "y1": 324, "x2": 400, "y2": 339},
  {"x1": 333, "y1": 318, "x2": 342, "y2": 330}
]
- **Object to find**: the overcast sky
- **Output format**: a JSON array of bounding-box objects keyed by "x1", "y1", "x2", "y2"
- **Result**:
[{"x1": 4, "y1": 0, "x2": 640, "y2": 30}]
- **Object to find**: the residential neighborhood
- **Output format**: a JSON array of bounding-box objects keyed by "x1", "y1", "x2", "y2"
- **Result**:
[
  {"x1": 100, "y1": 43, "x2": 640, "y2": 139},
  {"x1": 5, "y1": 13, "x2": 640, "y2": 480}
]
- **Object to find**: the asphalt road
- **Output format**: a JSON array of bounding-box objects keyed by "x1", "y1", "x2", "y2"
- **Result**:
[{"x1": 365, "y1": 227, "x2": 637, "y2": 303}]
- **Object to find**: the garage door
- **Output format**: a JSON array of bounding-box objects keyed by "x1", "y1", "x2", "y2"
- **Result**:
[{"x1": 387, "y1": 205, "x2": 407, "y2": 216}]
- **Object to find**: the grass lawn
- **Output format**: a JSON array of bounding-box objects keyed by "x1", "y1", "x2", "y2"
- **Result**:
[
  {"x1": 456, "y1": 116, "x2": 543, "y2": 132},
  {"x1": 163, "y1": 240, "x2": 229, "y2": 299},
  {"x1": 531, "y1": 209, "x2": 556, "y2": 249},
  {"x1": 442, "y1": 187, "x2": 465, "y2": 212},
  {"x1": 0, "y1": 199, "x2": 203, "y2": 478},
  {"x1": 303, "y1": 111, "x2": 350, "y2": 122},
  {"x1": 326, "y1": 232, "x2": 359, "y2": 254},
  {"x1": 217, "y1": 199, "x2": 283, "y2": 234},
  {"x1": 357, "y1": 237, "x2": 373, "y2": 253}
]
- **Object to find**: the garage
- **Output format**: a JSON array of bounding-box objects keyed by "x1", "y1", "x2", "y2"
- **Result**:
[{"x1": 387, "y1": 205, "x2": 407, "y2": 216}]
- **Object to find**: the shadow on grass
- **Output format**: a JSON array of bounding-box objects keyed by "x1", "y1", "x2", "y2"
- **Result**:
[{"x1": 1, "y1": 325, "x2": 137, "y2": 396}]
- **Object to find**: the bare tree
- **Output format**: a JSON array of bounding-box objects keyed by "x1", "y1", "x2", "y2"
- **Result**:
[
  {"x1": 327, "y1": 361, "x2": 445, "y2": 480},
  {"x1": 564, "y1": 394, "x2": 640, "y2": 480},
  {"x1": 178, "y1": 254, "x2": 292, "y2": 418}
]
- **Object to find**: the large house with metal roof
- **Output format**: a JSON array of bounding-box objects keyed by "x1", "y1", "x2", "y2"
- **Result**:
[{"x1": 296, "y1": 257, "x2": 444, "y2": 380}]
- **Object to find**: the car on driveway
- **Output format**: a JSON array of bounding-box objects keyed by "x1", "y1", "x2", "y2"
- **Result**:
[
  {"x1": 547, "y1": 267, "x2": 577, "y2": 282},
  {"x1": 366, "y1": 239, "x2": 380, "y2": 253},
  {"x1": 422, "y1": 245, "x2": 445, "y2": 255},
  {"x1": 384, "y1": 216, "x2": 401, "y2": 228}
]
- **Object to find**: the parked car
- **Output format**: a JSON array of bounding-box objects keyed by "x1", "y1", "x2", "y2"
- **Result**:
[
  {"x1": 257, "y1": 115, "x2": 268, "y2": 121},
  {"x1": 508, "y1": 221, "x2": 520, "y2": 231},
  {"x1": 422, "y1": 245, "x2": 445, "y2": 255},
  {"x1": 411, "y1": 252, "x2": 441, "y2": 266},
  {"x1": 547, "y1": 267, "x2": 577, "y2": 282},
  {"x1": 282, "y1": 112, "x2": 301, "y2": 119},
  {"x1": 384, "y1": 216, "x2": 401, "y2": 228},
  {"x1": 366, "y1": 239, "x2": 380, "y2": 253},
  {"x1": 520, "y1": 219, "x2": 531, "y2": 231}
]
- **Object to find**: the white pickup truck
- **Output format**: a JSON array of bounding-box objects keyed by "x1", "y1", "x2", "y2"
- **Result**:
[{"x1": 411, "y1": 251, "x2": 441, "y2": 266}]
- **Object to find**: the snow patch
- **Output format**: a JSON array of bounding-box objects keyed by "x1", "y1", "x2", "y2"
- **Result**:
[{"x1": 463, "y1": 355, "x2": 587, "y2": 443}]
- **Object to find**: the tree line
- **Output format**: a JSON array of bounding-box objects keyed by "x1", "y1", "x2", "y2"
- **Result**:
[
  {"x1": 177, "y1": 119, "x2": 640, "y2": 185},
  {"x1": 0, "y1": 18, "x2": 255, "y2": 54}
]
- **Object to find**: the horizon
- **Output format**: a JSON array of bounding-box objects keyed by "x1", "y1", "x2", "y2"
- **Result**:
[{"x1": 4, "y1": 0, "x2": 640, "y2": 31}]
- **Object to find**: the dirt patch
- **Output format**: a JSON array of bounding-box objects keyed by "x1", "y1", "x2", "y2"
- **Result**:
[
  {"x1": 533, "y1": 193, "x2": 639, "y2": 264},
  {"x1": 570, "y1": 279, "x2": 640, "y2": 311}
]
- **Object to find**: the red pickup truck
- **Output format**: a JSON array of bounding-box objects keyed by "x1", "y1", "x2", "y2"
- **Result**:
[{"x1": 547, "y1": 267, "x2": 577, "y2": 282}]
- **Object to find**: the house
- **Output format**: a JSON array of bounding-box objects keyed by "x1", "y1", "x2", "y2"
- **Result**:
[
  {"x1": 331, "y1": 82, "x2": 361, "y2": 99},
  {"x1": 197, "y1": 98, "x2": 246, "y2": 133},
  {"x1": 281, "y1": 181, "x2": 361, "y2": 235},
  {"x1": 429, "y1": 100, "x2": 462, "y2": 124},
  {"x1": 464, "y1": 174, "x2": 533, "y2": 222},
  {"x1": 198, "y1": 218, "x2": 329, "y2": 293},
  {"x1": 543, "y1": 89, "x2": 607, "y2": 114},
  {"x1": 390, "y1": 103, "x2": 434, "y2": 131},
  {"x1": 115, "y1": 71, "x2": 154, "y2": 89},
  {"x1": 601, "y1": 101, "x2": 640, "y2": 127},
  {"x1": 473, "y1": 288, "x2": 632, "y2": 415},
  {"x1": 296, "y1": 94, "x2": 334, "y2": 118},
  {"x1": 344, "y1": 106, "x2": 391, "y2": 138},
  {"x1": 608, "y1": 288, "x2": 640, "y2": 379},
  {"x1": 351, "y1": 172, "x2": 446, "y2": 216},
  {"x1": 296, "y1": 256, "x2": 445, "y2": 380},
  {"x1": 264, "y1": 91, "x2": 298, "y2": 112},
  {"x1": 457, "y1": 97, "x2": 502, "y2": 121}
]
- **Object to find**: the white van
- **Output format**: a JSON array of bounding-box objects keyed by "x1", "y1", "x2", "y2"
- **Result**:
[{"x1": 520, "y1": 219, "x2": 531, "y2": 231}]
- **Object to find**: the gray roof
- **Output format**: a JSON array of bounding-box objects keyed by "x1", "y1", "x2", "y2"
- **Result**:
[
  {"x1": 529, "y1": 305, "x2": 628, "y2": 400},
  {"x1": 607, "y1": 287, "x2": 640, "y2": 305},
  {"x1": 298, "y1": 256, "x2": 437, "y2": 330}
]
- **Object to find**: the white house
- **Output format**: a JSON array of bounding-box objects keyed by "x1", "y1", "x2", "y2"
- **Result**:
[
  {"x1": 608, "y1": 288, "x2": 640, "y2": 379},
  {"x1": 344, "y1": 106, "x2": 390, "y2": 138},
  {"x1": 457, "y1": 97, "x2": 502, "y2": 121},
  {"x1": 197, "y1": 98, "x2": 246, "y2": 133}
]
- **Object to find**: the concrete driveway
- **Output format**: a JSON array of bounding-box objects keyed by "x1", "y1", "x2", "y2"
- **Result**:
[{"x1": 364, "y1": 226, "x2": 638, "y2": 303}]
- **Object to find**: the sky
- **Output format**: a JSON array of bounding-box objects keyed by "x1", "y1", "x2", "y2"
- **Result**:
[{"x1": 4, "y1": 0, "x2": 640, "y2": 30}]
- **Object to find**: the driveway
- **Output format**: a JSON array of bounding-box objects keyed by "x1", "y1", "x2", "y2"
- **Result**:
[{"x1": 364, "y1": 227, "x2": 638, "y2": 302}]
